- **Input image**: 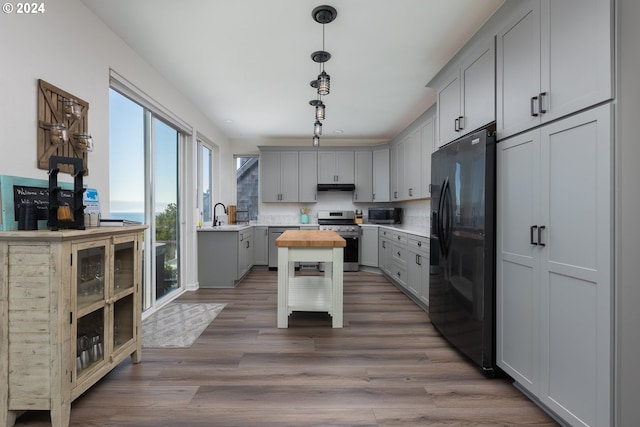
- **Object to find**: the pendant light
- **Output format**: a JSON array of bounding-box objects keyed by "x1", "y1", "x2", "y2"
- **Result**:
[
  {"x1": 309, "y1": 99, "x2": 325, "y2": 121},
  {"x1": 311, "y1": 6, "x2": 336, "y2": 96},
  {"x1": 317, "y1": 70, "x2": 330, "y2": 96},
  {"x1": 309, "y1": 5, "x2": 336, "y2": 147}
]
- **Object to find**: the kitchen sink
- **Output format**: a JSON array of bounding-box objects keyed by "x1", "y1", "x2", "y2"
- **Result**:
[{"x1": 207, "y1": 224, "x2": 250, "y2": 231}]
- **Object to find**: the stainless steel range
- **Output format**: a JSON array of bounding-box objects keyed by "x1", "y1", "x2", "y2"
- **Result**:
[{"x1": 317, "y1": 210, "x2": 360, "y2": 272}]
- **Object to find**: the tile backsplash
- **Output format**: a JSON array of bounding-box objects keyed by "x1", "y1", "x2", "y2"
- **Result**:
[{"x1": 257, "y1": 192, "x2": 431, "y2": 230}]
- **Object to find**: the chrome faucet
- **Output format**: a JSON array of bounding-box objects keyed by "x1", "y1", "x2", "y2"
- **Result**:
[{"x1": 213, "y1": 203, "x2": 227, "y2": 226}]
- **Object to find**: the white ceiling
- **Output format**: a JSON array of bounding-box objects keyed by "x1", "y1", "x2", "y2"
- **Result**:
[{"x1": 81, "y1": 0, "x2": 503, "y2": 143}]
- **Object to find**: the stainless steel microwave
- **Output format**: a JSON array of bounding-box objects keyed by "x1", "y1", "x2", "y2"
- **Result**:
[{"x1": 368, "y1": 208, "x2": 402, "y2": 224}]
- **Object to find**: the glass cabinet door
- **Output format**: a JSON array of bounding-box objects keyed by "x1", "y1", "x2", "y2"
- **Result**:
[
  {"x1": 76, "y1": 245, "x2": 106, "y2": 310},
  {"x1": 114, "y1": 241, "x2": 135, "y2": 293},
  {"x1": 114, "y1": 295, "x2": 135, "y2": 350},
  {"x1": 111, "y1": 236, "x2": 138, "y2": 352},
  {"x1": 74, "y1": 241, "x2": 108, "y2": 379},
  {"x1": 76, "y1": 308, "x2": 105, "y2": 376}
]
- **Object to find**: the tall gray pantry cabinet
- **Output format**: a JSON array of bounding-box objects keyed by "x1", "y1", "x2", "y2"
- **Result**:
[
  {"x1": 494, "y1": 0, "x2": 613, "y2": 425},
  {"x1": 497, "y1": 105, "x2": 611, "y2": 427}
]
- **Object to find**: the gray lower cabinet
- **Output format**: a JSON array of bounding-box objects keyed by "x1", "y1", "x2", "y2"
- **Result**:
[
  {"x1": 391, "y1": 231, "x2": 408, "y2": 289},
  {"x1": 238, "y1": 229, "x2": 253, "y2": 278},
  {"x1": 408, "y1": 235, "x2": 429, "y2": 307},
  {"x1": 359, "y1": 225, "x2": 378, "y2": 267},
  {"x1": 198, "y1": 230, "x2": 253, "y2": 288},
  {"x1": 253, "y1": 226, "x2": 268, "y2": 266},
  {"x1": 378, "y1": 228, "x2": 408, "y2": 288},
  {"x1": 378, "y1": 228, "x2": 393, "y2": 275},
  {"x1": 378, "y1": 228, "x2": 430, "y2": 310}
]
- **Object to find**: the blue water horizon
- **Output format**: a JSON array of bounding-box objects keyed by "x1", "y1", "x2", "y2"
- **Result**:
[{"x1": 108, "y1": 211, "x2": 145, "y2": 224}]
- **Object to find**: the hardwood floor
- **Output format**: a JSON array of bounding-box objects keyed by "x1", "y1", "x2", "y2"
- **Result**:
[{"x1": 15, "y1": 269, "x2": 558, "y2": 427}]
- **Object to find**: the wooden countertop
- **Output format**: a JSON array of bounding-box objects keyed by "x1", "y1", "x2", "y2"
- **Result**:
[{"x1": 275, "y1": 230, "x2": 346, "y2": 248}]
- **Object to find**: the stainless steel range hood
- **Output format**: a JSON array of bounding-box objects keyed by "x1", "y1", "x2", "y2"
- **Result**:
[{"x1": 317, "y1": 183, "x2": 356, "y2": 191}]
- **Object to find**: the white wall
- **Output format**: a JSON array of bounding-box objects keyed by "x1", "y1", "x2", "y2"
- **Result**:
[{"x1": 0, "y1": 0, "x2": 233, "y2": 290}]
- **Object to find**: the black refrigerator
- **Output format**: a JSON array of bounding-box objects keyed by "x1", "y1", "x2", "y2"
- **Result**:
[{"x1": 429, "y1": 125, "x2": 498, "y2": 377}]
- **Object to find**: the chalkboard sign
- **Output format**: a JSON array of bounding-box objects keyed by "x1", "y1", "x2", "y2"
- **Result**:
[{"x1": 13, "y1": 185, "x2": 74, "y2": 221}]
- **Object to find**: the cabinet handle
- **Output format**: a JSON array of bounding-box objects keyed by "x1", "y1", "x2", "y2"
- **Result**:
[
  {"x1": 458, "y1": 116, "x2": 464, "y2": 130},
  {"x1": 417, "y1": 241, "x2": 422, "y2": 247},
  {"x1": 408, "y1": 188, "x2": 413, "y2": 197},
  {"x1": 382, "y1": 241, "x2": 386, "y2": 248},
  {"x1": 416, "y1": 254, "x2": 421, "y2": 266},
  {"x1": 397, "y1": 235, "x2": 401, "y2": 240},
  {"x1": 354, "y1": 193, "x2": 358, "y2": 201},
  {"x1": 538, "y1": 225, "x2": 546, "y2": 247},
  {"x1": 530, "y1": 96, "x2": 539, "y2": 117},
  {"x1": 454, "y1": 117, "x2": 460, "y2": 132},
  {"x1": 530, "y1": 225, "x2": 538, "y2": 245},
  {"x1": 539, "y1": 92, "x2": 547, "y2": 114},
  {"x1": 397, "y1": 251, "x2": 401, "y2": 257}
]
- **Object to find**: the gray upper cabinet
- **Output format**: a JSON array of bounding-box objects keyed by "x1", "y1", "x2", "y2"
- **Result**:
[
  {"x1": 354, "y1": 151, "x2": 373, "y2": 203},
  {"x1": 260, "y1": 151, "x2": 299, "y2": 202},
  {"x1": 372, "y1": 147, "x2": 390, "y2": 202},
  {"x1": 318, "y1": 151, "x2": 355, "y2": 184},
  {"x1": 298, "y1": 151, "x2": 318, "y2": 203},
  {"x1": 420, "y1": 114, "x2": 435, "y2": 199},
  {"x1": 390, "y1": 141, "x2": 404, "y2": 201},
  {"x1": 436, "y1": 38, "x2": 495, "y2": 148},
  {"x1": 460, "y1": 40, "x2": 495, "y2": 135},
  {"x1": 403, "y1": 127, "x2": 421, "y2": 200},
  {"x1": 496, "y1": 0, "x2": 612, "y2": 139},
  {"x1": 436, "y1": 71, "x2": 461, "y2": 147}
]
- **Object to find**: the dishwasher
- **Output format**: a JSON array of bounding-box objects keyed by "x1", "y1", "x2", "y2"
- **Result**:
[{"x1": 268, "y1": 226, "x2": 300, "y2": 270}]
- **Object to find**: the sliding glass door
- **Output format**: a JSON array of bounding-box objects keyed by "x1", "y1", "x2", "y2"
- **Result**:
[
  {"x1": 153, "y1": 119, "x2": 179, "y2": 300},
  {"x1": 109, "y1": 88, "x2": 182, "y2": 310}
]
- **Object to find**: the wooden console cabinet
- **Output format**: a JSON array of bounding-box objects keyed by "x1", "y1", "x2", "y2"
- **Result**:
[{"x1": 0, "y1": 226, "x2": 146, "y2": 427}]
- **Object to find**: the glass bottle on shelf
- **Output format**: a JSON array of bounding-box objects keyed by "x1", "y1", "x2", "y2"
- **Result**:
[{"x1": 76, "y1": 246, "x2": 105, "y2": 310}]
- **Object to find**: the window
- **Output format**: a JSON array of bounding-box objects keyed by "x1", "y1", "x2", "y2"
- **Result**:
[
  {"x1": 235, "y1": 156, "x2": 259, "y2": 222},
  {"x1": 198, "y1": 140, "x2": 214, "y2": 224}
]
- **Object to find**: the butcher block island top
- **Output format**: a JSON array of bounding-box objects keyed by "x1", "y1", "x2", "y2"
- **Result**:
[{"x1": 275, "y1": 229, "x2": 346, "y2": 248}]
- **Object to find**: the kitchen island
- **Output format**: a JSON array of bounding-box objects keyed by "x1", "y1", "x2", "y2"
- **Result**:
[{"x1": 275, "y1": 230, "x2": 345, "y2": 328}]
